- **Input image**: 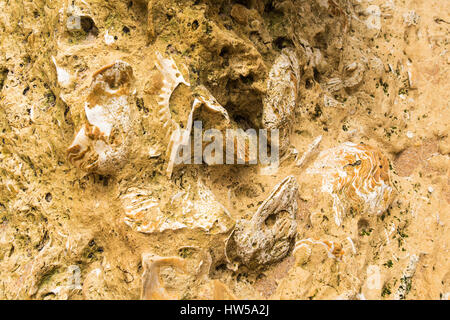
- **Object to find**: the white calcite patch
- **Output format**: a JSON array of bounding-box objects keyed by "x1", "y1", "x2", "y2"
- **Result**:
[{"x1": 52, "y1": 56, "x2": 71, "y2": 87}]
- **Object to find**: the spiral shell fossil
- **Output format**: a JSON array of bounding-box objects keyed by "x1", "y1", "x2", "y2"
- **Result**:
[
  {"x1": 308, "y1": 142, "x2": 395, "y2": 225},
  {"x1": 67, "y1": 61, "x2": 135, "y2": 175}
]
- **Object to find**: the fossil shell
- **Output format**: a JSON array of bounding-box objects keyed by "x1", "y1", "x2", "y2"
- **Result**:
[
  {"x1": 191, "y1": 86, "x2": 231, "y2": 131},
  {"x1": 140, "y1": 254, "x2": 186, "y2": 300},
  {"x1": 325, "y1": 61, "x2": 365, "y2": 93},
  {"x1": 308, "y1": 142, "x2": 395, "y2": 225},
  {"x1": 323, "y1": 95, "x2": 344, "y2": 108},
  {"x1": 225, "y1": 175, "x2": 298, "y2": 269},
  {"x1": 52, "y1": 56, "x2": 71, "y2": 87},
  {"x1": 167, "y1": 86, "x2": 257, "y2": 175},
  {"x1": 166, "y1": 86, "x2": 231, "y2": 175},
  {"x1": 326, "y1": 77, "x2": 344, "y2": 93},
  {"x1": 343, "y1": 62, "x2": 365, "y2": 88},
  {"x1": 140, "y1": 253, "x2": 238, "y2": 300},
  {"x1": 294, "y1": 238, "x2": 344, "y2": 260},
  {"x1": 365, "y1": 5, "x2": 382, "y2": 30},
  {"x1": 122, "y1": 180, "x2": 234, "y2": 234},
  {"x1": 67, "y1": 61, "x2": 135, "y2": 175},
  {"x1": 156, "y1": 52, "x2": 190, "y2": 138},
  {"x1": 296, "y1": 135, "x2": 322, "y2": 168},
  {"x1": 263, "y1": 48, "x2": 301, "y2": 153},
  {"x1": 151, "y1": 52, "x2": 192, "y2": 177}
]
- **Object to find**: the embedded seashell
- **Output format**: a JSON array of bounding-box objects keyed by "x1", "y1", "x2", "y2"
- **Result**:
[
  {"x1": 65, "y1": 2, "x2": 98, "y2": 34},
  {"x1": 306, "y1": 48, "x2": 328, "y2": 73},
  {"x1": 294, "y1": 238, "x2": 344, "y2": 260},
  {"x1": 192, "y1": 88, "x2": 257, "y2": 165},
  {"x1": 166, "y1": 86, "x2": 231, "y2": 175},
  {"x1": 323, "y1": 94, "x2": 344, "y2": 108},
  {"x1": 296, "y1": 135, "x2": 322, "y2": 168},
  {"x1": 140, "y1": 253, "x2": 239, "y2": 300},
  {"x1": 166, "y1": 86, "x2": 257, "y2": 175},
  {"x1": 191, "y1": 86, "x2": 231, "y2": 131},
  {"x1": 326, "y1": 77, "x2": 344, "y2": 93},
  {"x1": 343, "y1": 62, "x2": 365, "y2": 88},
  {"x1": 365, "y1": 5, "x2": 382, "y2": 30},
  {"x1": 104, "y1": 30, "x2": 115, "y2": 45},
  {"x1": 381, "y1": 0, "x2": 395, "y2": 16},
  {"x1": 67, "y1": 61, "x2": 135, "y2": 175},
  {"x1": 52, "y1": 56, "x2": 72, "y2": 87},
  {"x1": 345, "y1": 62, "x2": 358, "y2": 73},
  {"x1": 150, "y1": 53, "x2": 192, "y2": 176},
  {"x1": 141, "y1": 254, "x2": 186, "y2": 300},
  {"x1": 121, "y1": 180, "x2": 234, "y2": 234},
  {"x1": 225, "y1": 176, "x2": 298, "y2": 269},
  {"x1": 308, "y1": 143, "x2": 395, "y2": 225},
  {"x1": 263, "y1": 48, "x2": 301, "y2": 153},
  {"x1": 156, "y1": 52, "x2": 190, "y2": 138}
]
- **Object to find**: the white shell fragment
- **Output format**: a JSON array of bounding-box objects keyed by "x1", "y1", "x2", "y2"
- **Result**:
[
  {"x1": 326, "y1": 77, "x2": 344, "y2": 93},
  {"x1": 225, "y1": 176, "x2": 299, "y2": 269},
  {"x1": 121, "y1": 180, "x2": 234, "y2": 234},
  {"x1": 52, "y1": 56, "x2": 71, "y2": 87},
  {"x1": 324, "y1": 94, "x2": 344, "y2": 108},
  {"x1": 156, "y1": 52, "x2": 190, "y2": 137},
  {"x1": 104, "y1": 30, "x2": 115, "y2": 45},
  {"x1": 166, "y1": 86, "x2": 257, "y2": 176},
  {"x1": 365, "y1": 5, "x2": 382, "y2": 30},
  {"x1": 151, "y1": 52, "x2": 194, "y2": 177},
  {"x1": 141, "y1": 254, "x2": 187, "y2": 300},
  {"x1": 294, "y1": 238, "x2": 344, "y2": 260},
  {"x1": 263, "y1": 48, "x2": 301, "y2": 153},
  {"x1": 67, "y1": 61, "x2": 135, "y2": 175},
  {"x1": 296, "y1": 135, "x2": 322, "y2": 168},
  {"x1": 394, "y1": 254, "x2": 419, "y2": 300},
  {"x1": 166, "y1": 86, "x2": 231, "y2": 176},
  {"x1": 343, "y1": 62, "x2": 365, "y2": 88}
]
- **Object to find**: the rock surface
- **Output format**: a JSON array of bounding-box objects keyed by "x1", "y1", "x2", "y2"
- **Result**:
[{"x1": 0, "y1": 0, "x2": 448, "y2": 300}]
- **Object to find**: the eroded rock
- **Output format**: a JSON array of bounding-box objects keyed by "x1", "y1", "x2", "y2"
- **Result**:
[{"x1": 225, "y1": 176, "x2": 299, "y2": 269}]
